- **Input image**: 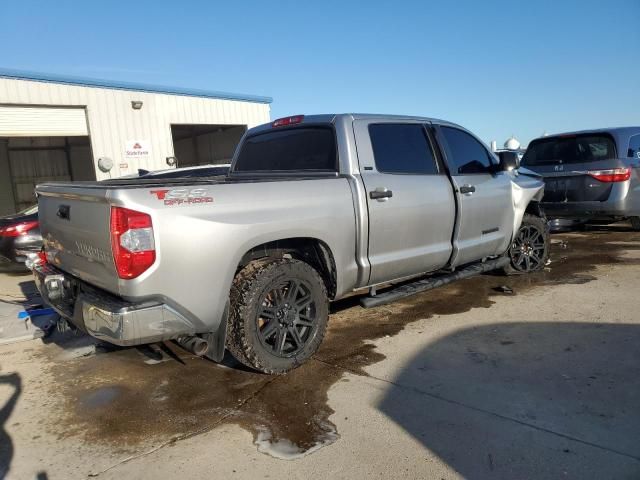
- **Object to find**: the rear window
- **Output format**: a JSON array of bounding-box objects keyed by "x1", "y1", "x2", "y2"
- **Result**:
[
  {"x1": 522, "y1": 134, "x2": 617, "y2": 166},
  {"x1": 234, "y1": 127, "x2": 337, "y2": 172}
]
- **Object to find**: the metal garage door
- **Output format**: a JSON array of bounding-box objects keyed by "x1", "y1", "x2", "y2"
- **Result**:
[
  {"x1": 0, "y1": 106, "x2": 88, "y2": 137},
  {"x1": 8, "y1": 138, "x2": 75, "y2": 211}
]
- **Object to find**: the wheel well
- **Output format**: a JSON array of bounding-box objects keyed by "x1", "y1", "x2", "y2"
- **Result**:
[
  {"x1": 238, "y1": 238, "x2": 337, "y2": 298},
  {"x1": 525, "y1": 201, "x2": 545, "y2": 219}
]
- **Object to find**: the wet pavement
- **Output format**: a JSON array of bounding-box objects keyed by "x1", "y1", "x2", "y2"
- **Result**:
[
  {"x1": 27, "y1": 227, "x2": 640, "y2": 462},
  {"x1": 0, "y1": 271, "x2": 49, "y2": 345}
]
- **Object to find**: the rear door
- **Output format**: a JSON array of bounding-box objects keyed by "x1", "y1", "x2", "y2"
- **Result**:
[
  {"x1": 435, "y1": 125, "x2": 514, "y2": 266},
  {"x1": 521, "y1": 133, "x2": 625, "y2": 203},
  {"x1": 354, "y1": 120, "x2": 456, "y2": 285}
]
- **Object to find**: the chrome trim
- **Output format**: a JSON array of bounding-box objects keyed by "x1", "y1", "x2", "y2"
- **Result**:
[
  {"x1": 33, "y1": 263, "x2": 197, "y2": 346},
  {"x1": 81, "y1": 302, "x2": 196, "y2": 346}
]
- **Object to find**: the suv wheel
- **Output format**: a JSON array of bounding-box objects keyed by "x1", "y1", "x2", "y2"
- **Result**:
[
  {"x1": 227, "y1": 258, "x2": 329, "y2": 374},
  {"x1": 504, "y1": 214, "x2": 550, "y2": 274}
]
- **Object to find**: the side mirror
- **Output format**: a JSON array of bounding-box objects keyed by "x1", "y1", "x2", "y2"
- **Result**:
[{"x1": 497, "y1": 151, "x2": 520, "y2": 171}]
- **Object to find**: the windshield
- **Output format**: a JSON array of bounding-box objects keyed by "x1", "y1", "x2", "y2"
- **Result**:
[
  {"x1": 522, "y1": 134, "x2": 617, "y2": 166},
  {"x1": 234, "y1": 127, "x2": 337, "y2": 172}
]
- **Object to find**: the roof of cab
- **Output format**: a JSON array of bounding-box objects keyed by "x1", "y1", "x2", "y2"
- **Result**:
[{"x1": 249, "y1": 113, "x2": 464, "y2": 134}]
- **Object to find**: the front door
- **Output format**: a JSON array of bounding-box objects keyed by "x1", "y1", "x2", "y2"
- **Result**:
[
  {"x1": 436, "y1": 125, "x2": 514, "y2": 267},
  {"x1": 354, "y1": 120, "x2": 456, "y2": 285}
]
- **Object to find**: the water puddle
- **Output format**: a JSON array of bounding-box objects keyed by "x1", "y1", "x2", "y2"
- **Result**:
[{"x1": 81, "y1": 386, "x2": 123, "y2": 409}]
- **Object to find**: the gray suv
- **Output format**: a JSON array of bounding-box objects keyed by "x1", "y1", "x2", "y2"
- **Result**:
[{"x1": 521, "y1": 127, "x2": 640, "y2": 229}]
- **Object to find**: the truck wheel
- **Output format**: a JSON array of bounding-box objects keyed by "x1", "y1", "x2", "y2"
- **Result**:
[
  {"x1": 630, "y1": 217, "x2": 640, "y2": 231},
  {"x1": 227, "y1": 258, "x2": 329, "y2": 374},
  {"x1": 504, "y1": 214, "x2": 550, "y2": 274}
]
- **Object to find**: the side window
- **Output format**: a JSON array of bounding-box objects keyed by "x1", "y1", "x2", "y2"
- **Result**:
[
  {"x1": 369, "y1": 124, "x2": 438, "y2": 174},
  {"x1": 628, "y1": 134, "x2": 640, "y2": 159},
  {"x1": 441, "y1": 126, "x2": 494, "y2": 174}
]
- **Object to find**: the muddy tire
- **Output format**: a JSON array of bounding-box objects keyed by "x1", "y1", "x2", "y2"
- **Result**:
[
  {"x1": 630, "y1": 217, "x2": 640, "y2": 231},
  {"x1": 503, "y1": 214, "x2": 550, "y2": 275},
  {"x1": 226, "y1": 258, "x2": 329, "y2": 374}
]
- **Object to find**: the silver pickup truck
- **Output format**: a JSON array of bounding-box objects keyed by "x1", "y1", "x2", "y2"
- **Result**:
[{"x1": 33, "y1": 114, "x2": 548, "y2": 373}]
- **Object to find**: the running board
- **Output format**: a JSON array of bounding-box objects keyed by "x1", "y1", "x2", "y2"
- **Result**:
[{"x1": 360, "y1": 257, "x2": 510, "y2": 309}]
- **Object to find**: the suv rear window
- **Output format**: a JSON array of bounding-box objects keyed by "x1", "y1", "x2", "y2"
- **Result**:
[
  {"x1": 522, "y1": 134, "x2": 617, "y2": 166},
  {"x1": 234, "y1": 127, "x2": 337, "y2": 172}
]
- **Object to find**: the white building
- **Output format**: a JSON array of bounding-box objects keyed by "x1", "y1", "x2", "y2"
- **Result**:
[{"x1": 0, "y1": 69, "x2": 272, "y2": 215}]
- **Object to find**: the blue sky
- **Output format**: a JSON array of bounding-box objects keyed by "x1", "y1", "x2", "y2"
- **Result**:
[{"x1": 2, "y1": 0, "x2": 638, "y2": 145}]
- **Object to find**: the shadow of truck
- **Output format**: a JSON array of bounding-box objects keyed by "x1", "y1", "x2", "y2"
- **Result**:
[
  {"x1": 0, "y1": 373, "x2": 21, "y2": 480},
  {"x1": 378, "y1": 322, "x2": 640, "y2": 479}
]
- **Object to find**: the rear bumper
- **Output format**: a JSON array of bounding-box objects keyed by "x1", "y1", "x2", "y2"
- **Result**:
[
  {"x1": 0, "y1": 251, "x2": 27, "y2": 270},
  {"x1": 33, "y1": 262, "x2": 196, "y2": 346},
  {"x1": 541, "y1": 201, "x2": 635, "y2": 220},
  {"x1": 0, "y1": 234, "x2": 42, "y2": 264}
]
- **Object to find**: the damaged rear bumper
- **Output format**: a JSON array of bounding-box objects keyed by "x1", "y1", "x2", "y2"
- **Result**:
[{"x1": 32, "y1": 262, "x2": 196, "y2": 346}]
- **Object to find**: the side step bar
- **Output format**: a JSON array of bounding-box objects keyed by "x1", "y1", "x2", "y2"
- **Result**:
[{"x1": 360, "y1": 257, "x2": 510, "y2": 309}]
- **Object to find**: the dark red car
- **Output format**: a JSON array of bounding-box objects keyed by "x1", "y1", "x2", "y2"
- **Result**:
[{"x1": 0, "y1": 205, "x2": 42, "y2": 270}]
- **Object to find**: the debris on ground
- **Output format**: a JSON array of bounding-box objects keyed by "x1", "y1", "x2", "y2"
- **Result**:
[{"x1": 493, "y1": 285, "x2": 514, "y2": 294}]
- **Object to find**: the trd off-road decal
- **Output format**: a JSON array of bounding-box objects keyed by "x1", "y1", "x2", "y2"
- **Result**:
[{"x1": 150, "y1": 188, "x2": 214, "y2": 206}]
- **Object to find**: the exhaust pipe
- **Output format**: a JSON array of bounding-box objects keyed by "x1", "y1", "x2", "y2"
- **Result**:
[{"x1": 176, "y1": 336, "x2": 209, "y2": 357}]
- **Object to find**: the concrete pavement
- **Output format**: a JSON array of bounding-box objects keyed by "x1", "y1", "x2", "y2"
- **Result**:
[
  {"x1": 0, "y1": 271, "x2": 48, "y2": 346},
  {"x1": 0, "y1": 229, "x2": 639, "y2": 479}
]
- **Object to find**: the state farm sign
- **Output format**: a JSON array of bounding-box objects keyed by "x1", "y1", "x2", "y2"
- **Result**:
[{"x1": 124, "y1": 140, "x2": 151, "y2": 159}]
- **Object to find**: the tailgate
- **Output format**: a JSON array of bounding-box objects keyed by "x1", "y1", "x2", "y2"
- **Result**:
[
  {"x1": 541, "y1": 171, "x2": 613, "y2": 202},
  {"x1": 37, "y1": 184, "x2": 119, "y2": 293},
  {"x1": 521, "y1": 133, "x2": 623, "y2": 203}
]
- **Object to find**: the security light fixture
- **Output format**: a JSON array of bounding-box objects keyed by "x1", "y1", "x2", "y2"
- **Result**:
[
  {"x1": 166, "y1": 156, "x2": 177, "y2": 167},
  {"x1": 97, "y1": 157, "x2": 114, "y2": 172},
  {"x1": 131, "y1": 100, "x2": 143, "y2": 110}
]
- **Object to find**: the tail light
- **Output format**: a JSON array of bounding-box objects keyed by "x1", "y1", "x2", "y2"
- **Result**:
[
  {"x1": 110, "y1": 207, "x2": 155, "y2": 279},
  {"x1": 0, "y1": 220, "x2": 38, "y2": 237},
  {"x1": 272, "y1": 115, "x2": 304, "y2": 128},
  {"x1": 587, "y1": 167, "x2": 631, "y2": 183}
]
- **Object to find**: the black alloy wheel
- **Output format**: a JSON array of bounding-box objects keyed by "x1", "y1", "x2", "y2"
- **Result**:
[
  {"x1": 256, "y1": 278, "x2": 317, "y2": 357},
  {"x1": 506, "y1": 214, "x2": 550, "y2": 274},
  {"x1": 227, "y1": 258, "x2": 329, "y2": 374}
]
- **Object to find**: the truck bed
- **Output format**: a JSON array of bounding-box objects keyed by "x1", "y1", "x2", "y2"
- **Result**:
[{"x1": 36, "y1": 175, "x2": 359, "y2": 326}]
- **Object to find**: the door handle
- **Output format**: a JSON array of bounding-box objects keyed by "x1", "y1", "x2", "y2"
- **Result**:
[
  {"x1": 459, "y1": 185, "x2": 476, "y2": 194},
  {"x1": 370, "y1": 188, "x2": 393, "y2": 201}
]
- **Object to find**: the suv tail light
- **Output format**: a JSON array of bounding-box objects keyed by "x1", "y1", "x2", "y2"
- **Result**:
[
  {"x1": 587, "y1": 167, "x2": 631, "y2": 183},
  {"x1": 110, "y1": 207, "x2": 155, "y2": 279},
  {"x1": 0, "y1": 220, "x2": 38, "y2": 237},
  {"x1": 272, "y1": 115, "x2": 304, "y2": 128}
]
